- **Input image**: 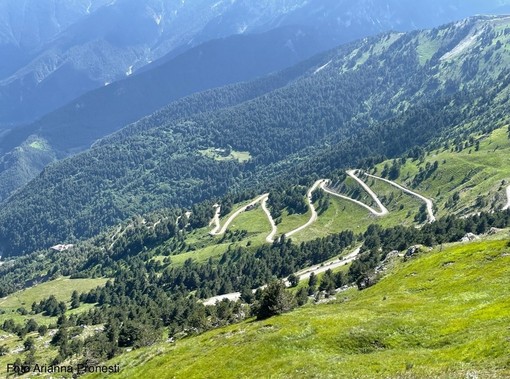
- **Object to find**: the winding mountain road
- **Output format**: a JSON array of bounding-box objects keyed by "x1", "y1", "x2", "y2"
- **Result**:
[
  {"x1": 209, "y1": 194, "x2": 278, "y2": 243},
  {"x1": 210, "y1": 194, "x2": 270, "y2": 236},
  {"x1": 285, "y1": 179, "x2": 327, "y2": 238},
  {"x1": 208, "y1": 168, "x2": 437, "y2": 243},
  {"x1": 318, "y1": 170, "x2": 389, "y2": 217},
  {"x1": 261, "y1": 197, "x2": 278, "y2": 243},
  {"x1": 203, "y1": 245, "x2": 361, "y2": 306},
  {"x1": 346, "y1": 170, "x2": 389, "y2": 216},
  {"x1": 320, "y1": 181, "x2": 387, "y2": 217},
  {"x1": 363, "y1": 172, "x2": 436, "y2": 222}
]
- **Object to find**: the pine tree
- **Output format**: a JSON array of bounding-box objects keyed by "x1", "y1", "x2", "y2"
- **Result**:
[
  {"x1": 256, "y1": 281, "x2": 295, "y2": 320},
  {"x1": 71, "y1": 290, "x2": 80, "y2": 309}
]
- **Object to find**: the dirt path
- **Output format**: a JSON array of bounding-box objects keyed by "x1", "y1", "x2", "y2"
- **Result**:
[
  {"x1": 209, "y1": 194, "x2": 274, "y2": 237},
  {"x1": 108, "y1": 225, "x2": 123, "y2": 250},
  {"x1": 202, "y1": 292, "x2": 242, "y2": 306},
  {"x1": 285, "y1": 179, "x2": 327, "y2": 238},
  {"x1": 504, "y1": 186, "x2": 510, "y2": 211},
  {"x1": 285, "y1": 246, "x2": 361, "y2": 285},
  {"x1": 346, "y1": 170, "x2": 389, "y2": 216},
  {"x1": 209, "y1": 204, "x2": 221, "y2": 235},
  {"x1": 363, "y1": 172, "x2": 436, "y2": 223},
  {"x1": 202, "y1": 246, "x2": 361, "y2": 306},
  {"x1": 261, "y1": 196, "x2": 278, "y2": 243}
]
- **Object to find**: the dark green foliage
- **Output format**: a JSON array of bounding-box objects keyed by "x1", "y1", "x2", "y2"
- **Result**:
[
  {"x1": 318, "y1": 269, "x2": 337, "y2": 295},
  {"x1": 23, "y1": 337, "x2": 35, "y2": 352},
  {"x1": 268, "y1": 186, "x2": 308, "y2": 219},
  {"x1": 160, "y1": 231, "x2": 355, "y2": 297},
  {"x1": 295, "y1": 287, "x2": 309, "y2": 306},
  {"x1": 412, "y1": 161, "x2": 439, "y2": 187},
  {"x1": 287, "y1": 274, "x2": 299, "y2": 287},
  {"x1": 308, "y1": 272, "x2": 318, "y2": 295},
  {"x1": 414, "y1": 204, "x2": 429, "y2": 223},
  {"x1": 0, "y1": 345, "x2": 8, "y2": 356},
  {"x1": 51, "y1": 327, "x2": 68, "y2": 347},
  {"x1": 118, "y1": 321, "x2": 160, "y2": 348},
  {"x1": 388, "y1": 160, "x2": 401, "y2": 180},
  {"x1": 32, "y1": 295, "x2": 66, "y2": 317},
  {"x1": 38, "y1": 325, "x2": 48, "y2": 336},
  {"x1": 3, "y1": 17, "x2": 510, "y2": 257},
  {"x1": 256, "y1": 281, "x2": 296, "y2": 320},
  {"x1": 71, "y1": 291, "x2": 80, "y2": 309},
  {"x1": 25, "y1": 319, "x2": 38, "y2": 333}
]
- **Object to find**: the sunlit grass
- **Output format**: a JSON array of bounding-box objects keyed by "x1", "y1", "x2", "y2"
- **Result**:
[{"x1": 86, "y1": 237, "x2": 510, "y2": 379}]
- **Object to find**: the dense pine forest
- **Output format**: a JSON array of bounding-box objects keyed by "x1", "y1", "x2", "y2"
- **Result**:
[{"x1": 2, "y1": 16, "x2": 510, "y2": 256}]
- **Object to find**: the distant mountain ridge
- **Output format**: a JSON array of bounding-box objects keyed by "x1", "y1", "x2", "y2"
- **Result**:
[
  {"x1": 1, "y1": 0, "x2": 509, "y2": 127},
  {"x1": 1, "y1": 1, "x2": 510, "y2": 204},
  {"x1": 0, "y1": 24, "x2": 329, "y2": 202}
]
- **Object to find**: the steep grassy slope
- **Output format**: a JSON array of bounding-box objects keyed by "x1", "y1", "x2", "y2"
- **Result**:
[
  {"x1": 86, "y1": 237, "x2": 510, "y2": 379},
  {"x1": 3, "y1": 16, "x2": 510, "y2": 257},
  {"x1": 372, "y1": 125, "x2": 510, "y2": 217}
]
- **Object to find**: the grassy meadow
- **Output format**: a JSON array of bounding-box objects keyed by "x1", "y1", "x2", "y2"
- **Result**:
[{"x1": 86, "y1": 237, "x2": 510, "y2": 379}]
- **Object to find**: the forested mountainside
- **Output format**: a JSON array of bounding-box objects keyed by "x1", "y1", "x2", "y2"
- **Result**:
[
  {"x1": 1, "y1": 148, "x2": 509, "y2": 376},
  {"x1": 2, "y1": 2, "x2": 508, "y2": 204},
  {"x1": 1, "y1": 16, "x2": 510, "y2": 257},
  {"x1": 0, "y1": 25, "x2": 326, "y2": 202},
  {"x1": 1, "y1": 0, "x2": 508, "y2": 127}
]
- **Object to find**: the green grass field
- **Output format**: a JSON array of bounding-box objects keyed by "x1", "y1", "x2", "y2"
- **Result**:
[
  {"x1": 276, "y1": 209, "x2": 311, "y2": 237},
  {"x1": 0, "y1": 277, "x2": 107, "y2": 325},
  {"x1": 289, "y1": 195, "x2": 374, "y2": 244},
  {"x1": 28, "y1": 139, "x2": 48, "y2": 151},
  {"x1": 373, "y1": 126, "x2": 510, "y2": 218},
  {"x1": 226, "y1": 203, "x2": 271, "y2": 237},
  {"x1": 86, "y1": 236, "x2": 510, "y2": 379},
  {"x1": 416, "y1": 34, "x2": 441, "y2": 66}
]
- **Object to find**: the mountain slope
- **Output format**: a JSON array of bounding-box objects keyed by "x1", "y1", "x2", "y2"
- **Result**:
[
  {"x1": 0, "y1": 0, "x2": 114, "y2": 79},
  {"x1": 1, "y1": 0, "x2": 509, "y2": 127},
  {"x1": 0, "y1": 24, "x2": 326, "y2": 155},
  {"x1": 86, "y1": 237, "x2": 510, "y2": 379},
  {"x1": 2, "y1": 16, "x2": 510, "y2": 256},
  {"x1": 2, "y1": 2, "x2": 509, "y2": 201},
  {"x1": 0, "y1": 26, "x2": 327, "y2": 203},
  {"x1": 0, "y1": 0, "x2": 308, "y2": 126}
]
